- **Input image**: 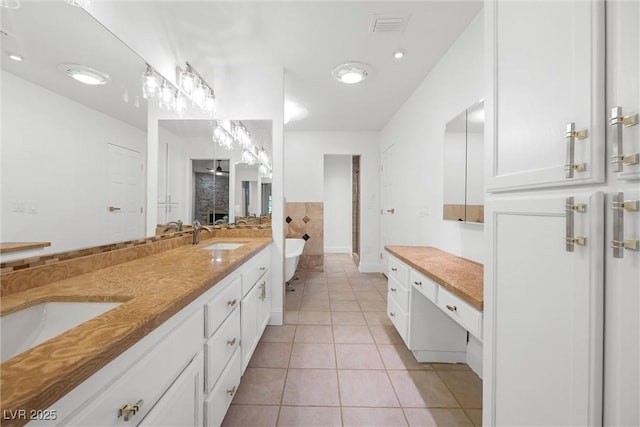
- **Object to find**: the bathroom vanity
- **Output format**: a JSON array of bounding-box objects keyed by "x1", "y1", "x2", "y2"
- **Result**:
[
  {"x1": 385, "y1": 246, "x2": 483, "y2": 377},
  {"x1": 0, "y1": 237, "x2": 272, "y2": 427}
]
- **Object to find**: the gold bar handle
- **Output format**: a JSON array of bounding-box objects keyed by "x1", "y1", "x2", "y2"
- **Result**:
[
  {"x1": 609, "y1": 107, "x2": 639, "y2": 173},
  {"x1": 118, "y1": 400, "x2": 143, "y2": 421},
  {"x1": 611, "y1": 239, "x2": 639, "y2": 251},
  {"x1": 565, "y1": 123, "x2": 588, "y2": 179},
  {"x1": 108, "y1": 206, "x2": 121, "y2": 212}
]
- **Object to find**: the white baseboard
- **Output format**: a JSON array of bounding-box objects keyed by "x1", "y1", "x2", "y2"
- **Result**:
[
  {"x1": 324, "y1": 247, "x2": 351, "y2": 254},
  {"x1": 412, "y1": 350, "x2": 467, "y2": 363}
]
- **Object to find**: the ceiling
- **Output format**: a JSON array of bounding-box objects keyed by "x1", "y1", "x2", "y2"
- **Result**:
[
  {"x1": 2, "y1": 1, "x2": 482, "y2": 133},
  {"x1": 88, "y1": 1, "x2": 483, "y2": 131}
]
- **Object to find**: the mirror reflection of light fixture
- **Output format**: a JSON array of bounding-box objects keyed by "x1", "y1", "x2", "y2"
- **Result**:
[
  {"x1": 142, "y1": 65, "x2": 161, "y2": 100},
  {"x1": 332, "y1": 62, "x2": 371, "y2": 84},
  {"x1": 59, "y1": 63, "x2": 110, "y2": 85}
]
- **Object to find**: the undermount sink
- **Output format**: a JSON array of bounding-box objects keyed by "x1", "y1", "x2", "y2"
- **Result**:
[
  {"x1": 202, "y1": 242, "x2": 246, "y2": 251},
  {"x1": 0, "y1": 301, "x2": 122, "y2": 363}
]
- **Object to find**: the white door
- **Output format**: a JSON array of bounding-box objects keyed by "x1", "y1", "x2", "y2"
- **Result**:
[
  {"x1": 107, "y1": 143, "x2": 144, "y2": 242},
  {"x1": 484, "y1": 192, "x2": 604, "y2": 426},
  {"x1": 138, "y1": 353, "x2": 203, "y2": 427},
  {"x1": 485, "y1": 1, "x2": 605, "y2": 192},
  {"x1": 380, "y1": 144, "x2": 395, "y2": 271}
]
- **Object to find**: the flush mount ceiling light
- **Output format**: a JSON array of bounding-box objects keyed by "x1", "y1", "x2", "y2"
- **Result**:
[
  {"x1": 393, "y1": 49, "x2": 406, "y2": 60},
  {"x1": 332, "y1": 62, "x2": 371, "y2": 85},
  {"x1": 59, "y1": 63, "x2": 110, "y2": 85}
]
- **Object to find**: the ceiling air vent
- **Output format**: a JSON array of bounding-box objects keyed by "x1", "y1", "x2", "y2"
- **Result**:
[{"x1": 370, "y1": 14, "x2": 410, "y2": 34}]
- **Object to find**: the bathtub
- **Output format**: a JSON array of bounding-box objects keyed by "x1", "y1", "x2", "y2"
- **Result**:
[{"x1": 285, "y1": 238, "x2": 306, "y2": 283}]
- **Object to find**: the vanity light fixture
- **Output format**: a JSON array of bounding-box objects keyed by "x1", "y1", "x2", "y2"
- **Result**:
[
  {"x1": 59, "y1": 63, "x2": 110, "y2": 85},
  {"x1": 142, "y1": 65, "x2": 161, "y2": 99},
  {"x1": 332, "y1": 62, "x2": 371, "y2": 84},
  {"x1": 176, "y1": 62, "x2": 216, "y2": 118}
]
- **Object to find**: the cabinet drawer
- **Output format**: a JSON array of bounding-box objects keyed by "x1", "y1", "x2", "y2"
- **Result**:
[
  {"x1": 64, "y1": 310, "x2": 203, "y2": 426},
  {"x1": 388, "y1": 275, "x2": 409, "y2": 312},
  {"x1": 410, "y1": 269, "x2": 438, "y2": 303},
  {"x1": 437, "y1": 287, "x2": 483, "y2": 339},
  {"x1": 387, "y1": 293, "x2": 408, "y2": 344},
  {"x1": 205, "y1": 307, "x2": 240, "y2": 393},
  {"x1": 205, "y1": 276, "x2": 241, "y2": 338},
  {"x1": 242, "y1": 249, "x2": 270, "y2": 297},
  {"x1": 204, "y1": 348, "x2": 241, "y2": 427},
  {"x1": 388, "y1": 255, "x2": 409, "y2": 285}
]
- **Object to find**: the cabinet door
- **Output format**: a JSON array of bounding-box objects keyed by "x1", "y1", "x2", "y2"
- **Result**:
[
  {"x1": 604, "y1": 189, "x2": 640, "y2": 426},
  {"x1": 608, "y1": 0, "x2": 640, "y2": 181},
  {"x1": 138, "y1": 353, "x2": 203, "y2": 427},
  {"x1": 484, "y1": 192, "x2": 604, "y2": 426},
  {"x1": 485, "y1": 1, "x2": 605, "y2": 191},
  {"x1": 240, "y1": 282, "x2": 259, "y2": 373}
]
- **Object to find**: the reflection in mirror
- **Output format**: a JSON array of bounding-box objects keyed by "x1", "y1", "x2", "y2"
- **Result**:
[
  {"x1": 443, "y1": 100, "x2": 484, "y2": 223},
  {"x1": 1, "y1": 2, "x2": 148, "y2": 257}
]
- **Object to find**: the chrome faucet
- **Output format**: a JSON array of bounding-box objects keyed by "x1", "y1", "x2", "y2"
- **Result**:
[
  {"x1": 163, "y1": 220, "x2": 183, "y2": 232},
  {"x1": 192, "y1": 220, "x2": 213, "y2": 245}
]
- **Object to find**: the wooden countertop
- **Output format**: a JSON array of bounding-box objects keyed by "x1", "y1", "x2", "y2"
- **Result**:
[
  {"x1": 385, "y1": 246, "x2": 483, "y2": 311},
  {"x1": 0, "y1": 242, "x2": 51, "y2": 254},
  {"x1": 0, "y1": 237, "x2": 272, "y2": 423}
]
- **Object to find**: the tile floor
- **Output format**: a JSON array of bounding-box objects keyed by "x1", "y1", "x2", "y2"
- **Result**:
[{"x1": 222, "y1": 254, "x2": 482, "y2": 427}]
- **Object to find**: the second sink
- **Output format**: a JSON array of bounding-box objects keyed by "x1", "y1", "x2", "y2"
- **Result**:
[{"x1": 202, "y1": 242, "x2": 246, "y2": 251}]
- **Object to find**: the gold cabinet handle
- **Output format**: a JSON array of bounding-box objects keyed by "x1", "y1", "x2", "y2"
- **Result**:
[
  {"x1": 227, "y1": 299, "x2": 237, "y2": 307},
  {"x1": 227, "y1": 385, "x2": 237, "y2": 396},
  {"x1": 108, "y1": 206, "x2": 121, "y2": 212},
  {"x1": 118, "y1": 400, "x2": 143, "y2": 421},
  {"x1": 227, "y1": 338, "x2": 237, "y2": 346},
  {"x1": 446, "y1": 304, "x2": 457, "y2": 312}
]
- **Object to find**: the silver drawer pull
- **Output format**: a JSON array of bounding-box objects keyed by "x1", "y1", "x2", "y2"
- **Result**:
[
  {"x1": 389, "y1": 312, "x2": 395, "y2": 317},
  {"x1": 226, "y1": 299, "x2": 237, "y2": 307},
  {"x1": 227, "y1": 338, "x2": 237, "y2": 346},
  {"x1": 390, "y1": 288, "x2": 397, "y2": 292},
  {"x1": 227, "y1": 385, "x2": 237, "y2": 396},
  {"x1": 391, "y1": 267, "x2": 398, "y2": 272},
  {"x1": 446, "y1": 304, "x2": 457, "y2": 312},
  {"x1": 259, "y1": 266, "x2": 267, "y2": 270},
  {"x1": 414, "y1": 281, "x2": 422, "y2": 286}
]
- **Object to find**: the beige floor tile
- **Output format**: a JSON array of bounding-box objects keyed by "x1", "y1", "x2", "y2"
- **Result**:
[
  {"x1": 248, "y1": 342, "x2": 292, "y2": 368},
  {"x1": 335, "y1": 344, "x2": 385, "y2": 369},
  {"x1": 378, "y1": 344, "x2": 432, "y2": 371},
  {"x1": 284, "y1": 310, "x2": 299, "y2": 324},
  {"x1": 261, "y1": 325, "x2": 297, "y2": 343},
  {"x1": 299, "y1": 300, "x2": 332, "y2": 311},
  {"x1": 363, "y1": 311, "x2": 393, "y2": 326},
  {"x1": 369, "y1": 325, "x2": 404, "y2": 344},
  {"x1": 358, "y1": 300, "x2": 388, "y2": 311},
  {"x1": 289, "y1": 343, "x2": 336, "y2": 369},
  {"x1": 221, "y1": 405, "x2": 279, "y2": 427},
  {"x1": 331, "y1": 300, "x2": 361, "y2": 312},
  {"x1": 282, "y1": 369, "x2": 340, "y2": 406},
  {"x1": 342, "y1": 407, "x2": 408, "y2": 427},
  {"x1": 294, "y1": 325, "x2": 334, "y2": 343},
  {"x1": 297, "y1": 311, "x2": 332, "y2": 324},
  {"x1": 285, "y1": 295, "x2": 302, "y2": 310},
  {"x1": 277, "y1": 406, "x2": 342, "y2": 427},
  {"x1": 437, "y1": 371, "x2": 483, "y2": 409},
  {"x1": 333, "y1": 325, "x2": 374, "y2": 344},
  {"x1": 374, "y1": 283, "x2": 390, "y2": 294},
  {"x1": 387, "y1": 370, "x2": 459, "y2": 408},
  {"x1": 329, "y1": 290, "x2": 357, "y2": 301},
  {"x1": 464, "y1": 409, "x2": 482, "y2": 426},
  {"x1": 354, "y1": 291, "x2": 385, "y2": 302},
  {"x1": 350, "y1": 282, "x2": 377, "y2": 292},
  {"x1": 403, "y1": 408, "x2": 474, "y2": 427},
  {"x1": 232, "y1": 368, "x2": 287, "y2": 405},
  {"x1": 331, "y1": 311, "x2": 367, "y2": 325},
  {"x1": 328, "y1": 281, "x2": 352, "y2": 291},
  {"x1": 338, "y1": 370, "x2": 400, "y2": 407}
]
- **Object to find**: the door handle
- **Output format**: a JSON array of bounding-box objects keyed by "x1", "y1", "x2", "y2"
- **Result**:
[
  {"x1": 386, "y1": 208, "x2": 395, "y2": 214},
  {"x1": 108, "y1": 206, "x2": 121, "y2": 212}
]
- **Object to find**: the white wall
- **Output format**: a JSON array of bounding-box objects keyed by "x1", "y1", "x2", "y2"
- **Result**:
[
  {"x1": 380, "y1": 11, "x2": 484, "y2": 264},
  {"x1": 284, "y1": 131, "x2": 380, "y2": 272},
  {"x1": 1, "y1": 71, "x2": 146, "y2": 261},
  {"x1": 324, "y1": 155, "x2": 352, "y2": 254}
]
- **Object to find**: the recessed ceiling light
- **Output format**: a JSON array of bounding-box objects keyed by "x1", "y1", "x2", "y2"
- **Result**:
[
  {"x1": 7, "y1": 52, "x2": 23, "y2": 62},
  {"x1": 59, "y1": 63, "x2": 110, "y2": 85},
  {"x1": 393, "y1": 50, "x2": 406, "y2": 60},
  {"x1": 1, "y1": 0, "x2": 20, "y2": 9},
  {"x1": 332, "y1": 62, "x2": 371, "y2": 85}
]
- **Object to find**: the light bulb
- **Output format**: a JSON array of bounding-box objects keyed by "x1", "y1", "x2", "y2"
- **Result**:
[
  {"x1": 142, "y1": 67, "x2": 160, "y2": 100},
  {"x1": 179, "y1": 69, "x2": 195, "y2": 96}
]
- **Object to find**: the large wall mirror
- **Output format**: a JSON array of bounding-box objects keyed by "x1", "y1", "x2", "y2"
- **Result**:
[
  {"x1": 156, "y1": 119, "x2": 272, "y2": 228},
  {"x1": 1, "y1": 2, "x2": 149, "y2": 256},
  {"x1": 443, "y1": 100, "x2": 484, "y2": 224}
]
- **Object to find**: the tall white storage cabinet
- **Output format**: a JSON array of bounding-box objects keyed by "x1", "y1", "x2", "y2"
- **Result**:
[{"x1": 484, "y1": 1, "x2": 640, "y2": 426}]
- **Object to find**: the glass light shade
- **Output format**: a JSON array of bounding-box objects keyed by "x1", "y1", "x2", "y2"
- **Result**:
[
  {"x1": 159, "y1": 82, "x2": 174, "y2": 110},
  {"x1": 204, "y1": 92, "x2": 215, "y2": 117},
  {"x1": 178, "y1": 69, "x2": 195, "y2": 96},
  {"x1": 142, "y1": 68, "x2": 160, "y2": 99},
  {"x1": 174, "y1": 92, "x2": 186, "y2": 117},
  {"x1": 192, "y1": 82, "x2": 206, "y2": 108}
]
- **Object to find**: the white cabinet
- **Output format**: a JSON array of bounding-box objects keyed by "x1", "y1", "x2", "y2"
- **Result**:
[
  {"x1": 486, "y1": 0, "x2": 605, "y2": 192},
  {"x1": 484, "y1": 192, "x2": 604, "y2": 426},
  {"x1": 138, "y1": 352, "x2": 203, "y2": 427}
]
